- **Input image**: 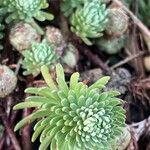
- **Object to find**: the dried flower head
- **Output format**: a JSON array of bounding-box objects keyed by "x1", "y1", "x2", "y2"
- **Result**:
[
  {"x1": 14, "y1": 64, "x2": 126, "y2": 150},
  {"x1": 44, "y1": 26, "x2": 67, "y2": 56},
  {"x1": 106, "y1": 8, "x2": 129, "y2": 37},
  {"x1": 0, "y1": 65, "x2": 17, "y2": 98},
  {"x1": 9, "y1": 22, "x2": 41, "y2": 52}
]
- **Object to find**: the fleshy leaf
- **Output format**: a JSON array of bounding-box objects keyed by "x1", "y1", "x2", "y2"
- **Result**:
[
  {"x1": 14, "y1": 110, "x2": 50, "y2": 131},
  {"x1": 13, "y1": 64, "x2": 126, "y2": 150}
]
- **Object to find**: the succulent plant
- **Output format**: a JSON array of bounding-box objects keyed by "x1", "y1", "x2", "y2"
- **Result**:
[
  {"x1": 61, "y1": 43, "x2": 79, "y2": 68},
  {"x1": 21, "y1": 40, "x2": 59, "y2": 76},
  {"x1": 0, "y1": 0, "x2": 54, "y2": 34},
  {"x1": 0, "y1": 65, "x2": 17, "y2": 98},
  {"x1": 61, "y1": 0, "x2": 110, "y2": 17},
  {"x1": 106, "y1": 8, "x2": 129, "y2": 37},
  {"x1": 0, "y1": 124, "x2": 4, "y2": 138},
  {"x1": 96, "y1": 35, "x2": 125, "y2": 54},
  {"x1": 9, "y1": 22, "x2": 41, "y2": 52},
  {"x1": 44, "y1": 26, "x2": 67, "y2": 56},
  {"x1": 61, "y1": 0, "x2": 83, "y2": 17},
  {"x1": 71, "y1": 0, "x2": 108, "y2": 45},
  {"x1": 14, "y1": 64, "x2": 126, "y2": 150}
]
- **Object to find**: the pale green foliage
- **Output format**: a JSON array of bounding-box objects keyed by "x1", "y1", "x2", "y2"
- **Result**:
[
  {"x1": 96, "y1": 36, "x2": 125, "y2": 54},
  {"x1": 0, "y1": 0, "x2": 54, "y2": 23},
  {"x1": 14, "y1": 64, "x2": 126, "y2": 150},
  {"x1": 0, "y1": 124, "x2": 4, "y2": 138},
  {"x1": 70, "y1": 0, "x2": 108, "y2": 45},
  {"x1": 61, "y1": 0, "x2": 110, "y2": 17},
  {"x1": 21, "y1": 40, "x2": 59, "y2": 76},
  {"x1": 61, "y1": 0, "x2": 83, "y2": 17}
]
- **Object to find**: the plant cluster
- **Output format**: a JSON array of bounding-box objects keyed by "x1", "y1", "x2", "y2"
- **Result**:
[
  {"x1": 0, "y1": 0, "x2": 54, "y2": 34},
  {"x1": 9, "y1": 21, "x2": 79, "y2": 76},
  {"x1": 61, "y1": 0, "x2": 129, "y2": 55},
  {"x1": 61, "y1": 0, "x2": 110, "y2": 17},
  {"x1": 61, "y1": 0, "x2": 84, "y2": 17},
  {"x1": 14, "y1": 64, "x2": 126, "y2": 150},
  {"x1": 61, "y1": 0, "x2": 109, "y2": 45},
  {"x1": 70, "y1": 0, "x2": 108, "y2": 45},
  {"x1": 21, "y1": 40, "x2": 59, "y2": 76},
  {"x1": 0, "y1": 1, "x2": 132, "y2": 149},
  {"x1": 0, "y1": 0, "x2": 131, "y2": 57}
]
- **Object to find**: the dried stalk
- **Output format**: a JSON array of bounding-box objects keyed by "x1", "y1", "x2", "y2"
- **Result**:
[
  {"x1": 2, "y1": 116, "x2": 21, "y2": 150},
  {"x1": 111, "y1": 51, "x2": 144, "y2": 69},
  {"x1": 128, "y1": 117, "x2": 150, "y2": 141}
]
